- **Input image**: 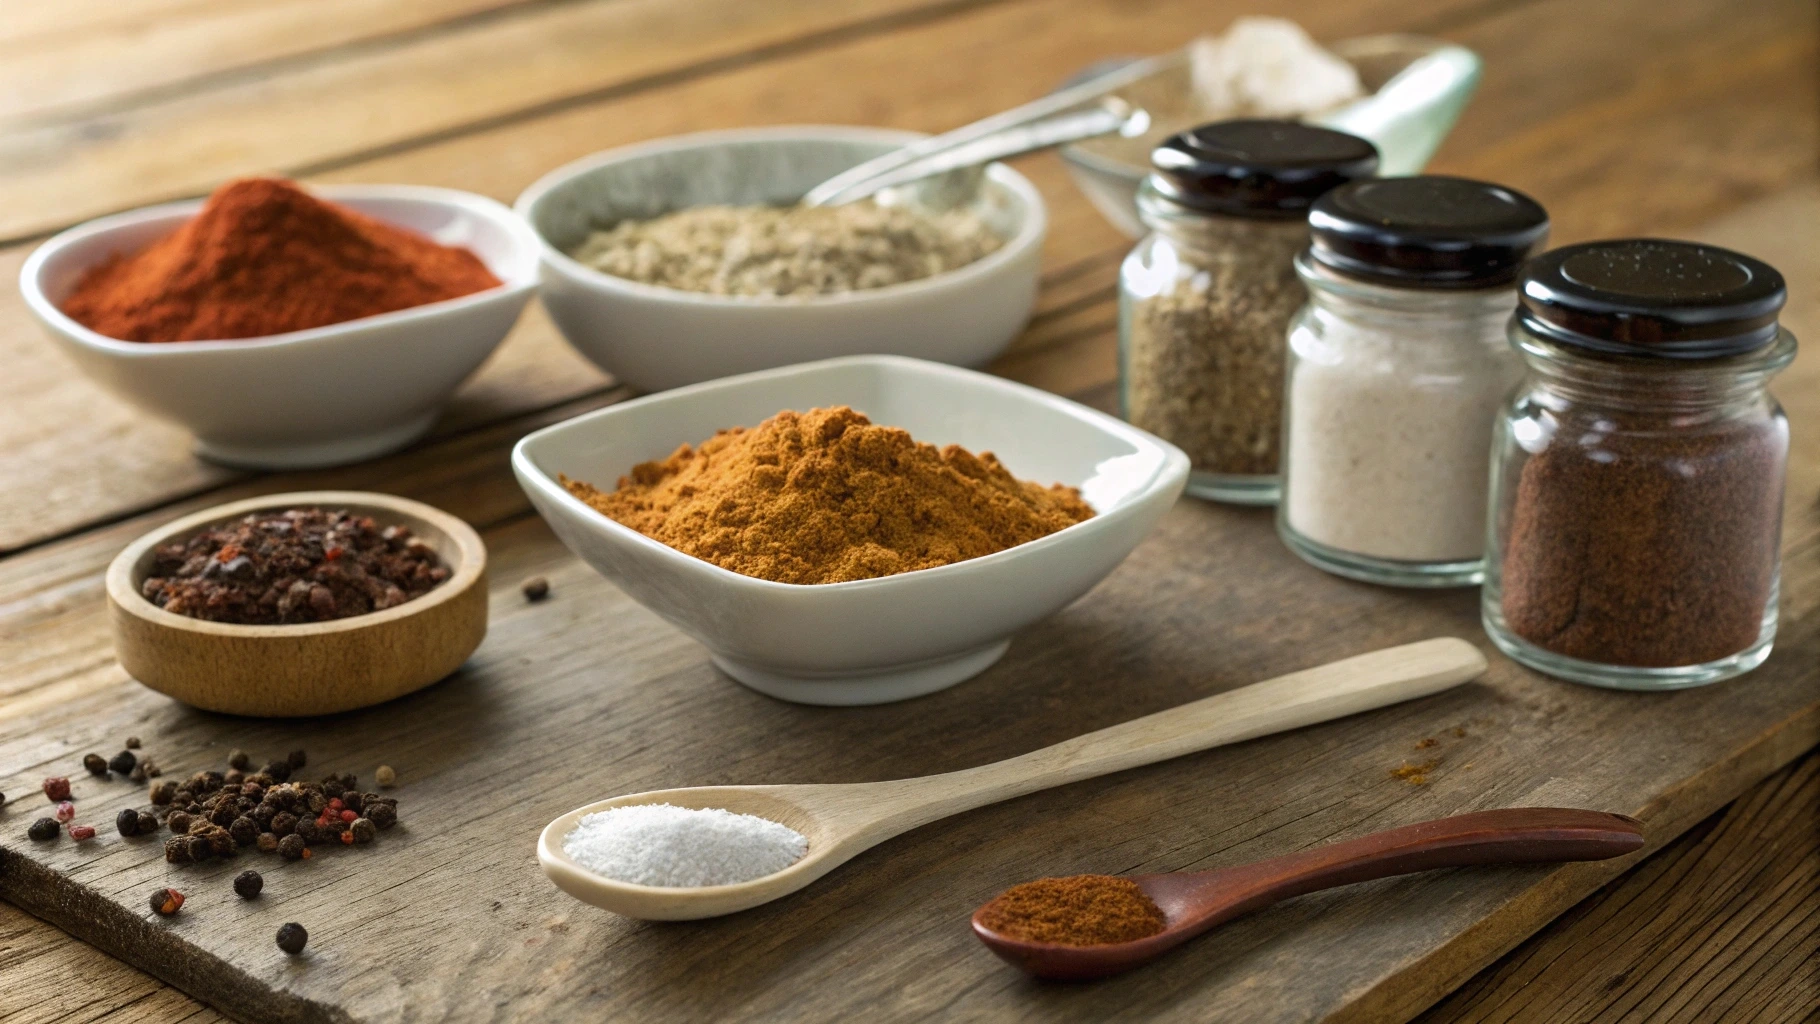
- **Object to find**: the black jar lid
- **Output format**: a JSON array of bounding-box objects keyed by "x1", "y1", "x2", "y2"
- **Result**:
[
  {"x1": 1149, "y1": 119, "x2": 1379, "y2": 219},
  {"x1": 1517, "y1": 239, "x2": 1786, "y2": 359},
  {"x1": 1307, "y1": 176, "x2": 1549, "y2": 288}
]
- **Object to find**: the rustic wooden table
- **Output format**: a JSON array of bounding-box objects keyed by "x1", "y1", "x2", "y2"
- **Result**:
[{"x1": 1, "y1": 1, "x2": 1816, "y2": 1022}]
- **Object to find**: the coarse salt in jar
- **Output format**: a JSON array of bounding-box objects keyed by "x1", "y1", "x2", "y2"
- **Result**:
[
  {"x1": 1278, "y1": 176, "x2": 1549, "y2": 586},
  {"x1": 1483, "y1": 239, "x2": 1795, "y2": 689},
  {"x1": 1119, "y1": 120, "x2": 1377, "y2": 505}
]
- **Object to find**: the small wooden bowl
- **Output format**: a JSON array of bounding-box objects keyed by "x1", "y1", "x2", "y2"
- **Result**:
[{"x1": 107, "y1": 491, "x2": 488, "y2": 717}]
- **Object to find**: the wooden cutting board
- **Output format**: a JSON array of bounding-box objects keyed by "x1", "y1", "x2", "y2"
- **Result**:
[{"x1": 1, "y1": 393, "x2": 1814, "y2": 1023}]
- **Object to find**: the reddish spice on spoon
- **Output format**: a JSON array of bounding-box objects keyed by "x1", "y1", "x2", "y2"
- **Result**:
[{"x1": 976, "y1": 874, "x2": 1167, "y2": 946}]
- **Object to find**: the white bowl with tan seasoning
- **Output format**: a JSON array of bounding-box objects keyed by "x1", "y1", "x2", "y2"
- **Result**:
[
  {"x1": 107, "y1": 491, "x2": 488, "y2": 717},
  {"x1": 513, "y1": 126, "x2": 1047, "y2": 393},
  {"x1": 512, "y1": 355, "x2": 1189, "y2": 706}
]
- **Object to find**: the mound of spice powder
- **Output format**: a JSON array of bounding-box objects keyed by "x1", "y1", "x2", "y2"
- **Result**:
[
  {"x1": 977, "y1": 874, "x2": 1167, "y2": 946},
  {"x1": 61, "y1": 178, "x2": 500, "y2": 342},
  {"x1": 561, "y1": 406, "x2": 1095, "y2": 584},
  {"x1": 142, "y1": 508, "x2": 450, "y2": 624}
]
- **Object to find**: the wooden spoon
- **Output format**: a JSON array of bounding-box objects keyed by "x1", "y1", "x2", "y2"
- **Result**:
[
  {"x1": 538, "y1": 637, "x2": 1486, "y2": 919},
  {"x1": 972, "y1": 807, "x2": 1645, "y2": 980}
]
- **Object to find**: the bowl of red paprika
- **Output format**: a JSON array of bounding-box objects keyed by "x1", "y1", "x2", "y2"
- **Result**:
[{"x1": 19, "y1": 180, "x2": 541, "y2": 470}]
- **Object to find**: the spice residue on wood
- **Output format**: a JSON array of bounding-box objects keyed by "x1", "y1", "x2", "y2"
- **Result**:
[
  {"x1": 562, "y1": 406, "x2": 1095, "y2": 585},
  {"x1": 1391, "y1": 759, "x2": 1441, "y2": 785},
  {"x1": 61, "y1": 178, "x2": 500, "y2": 343},
  {"x1": 568, "y1": 200, "x2": 1003, "y2": 297},
  {"x1": 976, "y1": 874, "x2": 1167, "y2": 946},
  {"x1": 141, "y1": 508, "x2": 450, "y2": 624}
]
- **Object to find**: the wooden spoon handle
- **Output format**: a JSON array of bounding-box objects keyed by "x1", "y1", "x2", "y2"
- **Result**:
[
  {"x1": 1164, "y1": 808, "x2": 1644, "y2": 931},
  {"x1": 884, "y1": 638, "x2": 1486, "y2": 830}
]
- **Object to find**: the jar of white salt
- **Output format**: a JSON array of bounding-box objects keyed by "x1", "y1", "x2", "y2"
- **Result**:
[{"x1": 1277, "y1": 176, "x2": 1549, "y2": 586}]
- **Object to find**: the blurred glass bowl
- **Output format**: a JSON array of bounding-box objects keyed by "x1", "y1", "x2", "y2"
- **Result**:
[{"x1": 1059, "y1": 35, "x2": 1481, "y2": 237}]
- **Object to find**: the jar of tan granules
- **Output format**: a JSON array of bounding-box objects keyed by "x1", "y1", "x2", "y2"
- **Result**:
[
  {"x1": 1119, "y1": 120, "x2": 1377, "y2": 504},
  {"x1": 1484, "y1": 239, "x2": 1795, "y2": 690},
  {"x1": 1278, "y1": 176, "x2": 1548, "y2": 587}
]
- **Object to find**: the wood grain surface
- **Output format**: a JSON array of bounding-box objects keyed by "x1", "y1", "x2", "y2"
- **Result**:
[{"x1": 0, "y1": 0, "x2": 1815, "y2": 1020}]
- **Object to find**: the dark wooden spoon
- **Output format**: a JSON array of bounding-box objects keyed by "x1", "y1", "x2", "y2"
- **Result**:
[{"x1": 972, "y1": 807, "x2": 1644, "y2": 981}]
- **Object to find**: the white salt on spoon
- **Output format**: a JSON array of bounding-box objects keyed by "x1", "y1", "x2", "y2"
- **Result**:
[{"x1": 563, "y1": 804, "x2": 807, "y2": 888}]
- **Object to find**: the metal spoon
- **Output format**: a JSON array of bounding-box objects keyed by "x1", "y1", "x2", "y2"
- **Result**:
[
  {"x1": 972, "y1": 807, "x2": 1645, "y2": 980},
  {"x1": 538, "y1": 638, "x2": 1486, "y2": 920}
]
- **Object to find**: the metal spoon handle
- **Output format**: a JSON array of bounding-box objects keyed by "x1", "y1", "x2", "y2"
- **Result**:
[{"x1": 800, "y1": 50, "x2": 1179, "y2": 207}]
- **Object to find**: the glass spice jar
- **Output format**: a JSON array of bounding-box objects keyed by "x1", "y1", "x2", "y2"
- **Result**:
[
  {"x1": 1278, "y1": 176, "x2": 1549, "y2": 587},
  {"x1": 1119, "y1": 120, "x2": 1378, "y2": 504},
  {"x1": 1483, "y1": 239, "x2": 1796, "y2": 689}
]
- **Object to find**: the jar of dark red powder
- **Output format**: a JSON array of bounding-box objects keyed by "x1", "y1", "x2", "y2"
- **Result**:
[{"x1": 1483, "y1": 239, "x2": 1796, "y2": 689}]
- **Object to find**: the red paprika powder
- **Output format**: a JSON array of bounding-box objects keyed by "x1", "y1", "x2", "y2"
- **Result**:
[{"x1": 61, "y1": 178, "x2": 501, "y2": 343}]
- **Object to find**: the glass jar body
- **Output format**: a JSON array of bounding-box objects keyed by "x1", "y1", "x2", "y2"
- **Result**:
[
  {"x1": 1481, "y1": 327, "x2": 1796, "y2": 689},
  {"x1": 1277, "y1": 261, "x2": 1523, "y2": 586},
  {"x1": 1119, "y1": 183, "x2": 1309, "y2": 504}
]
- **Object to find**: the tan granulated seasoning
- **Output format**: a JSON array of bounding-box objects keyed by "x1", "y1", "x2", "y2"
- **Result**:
[
  {"x1": 561, "y1": 407, "x2": 1094, "y2": 585},
  {"x1": 569, "y1": 201, "x2": 1003, "y2": 297}
]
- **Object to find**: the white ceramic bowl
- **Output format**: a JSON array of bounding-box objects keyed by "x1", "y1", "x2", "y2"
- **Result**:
[
  {"x1": 512, "y1": 355, "x2": 1187, "y2": 705},
  {"x1": 513, "y1": 126, "x2": 1047, "y2": 393},
  {"x1": 20, "y1": 185, "x2": 541, "y2": 469}
]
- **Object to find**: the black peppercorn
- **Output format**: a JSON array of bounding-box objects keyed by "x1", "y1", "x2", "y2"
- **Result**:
[
  {"x1": 228, "y1": 749, "x2": 251, "y2": 770},
  {"x1": 109, "y1": 750, "x2": 136, "y2": 775},
  {"x1": 262, "y1": 761, "x2": 292, "y2": 783},
  {"x1": 186, "y1": 835, "x2": 212, "y2": 862},
  {"x1": 164, "y1": 836, "x2": 193, "y2": 864},
  {"x1": 229, "y1": 816, "x2": 260, "y2": 845},
  {"x1": 129, "y1": 764, "x2": 147, "y2": 783},
  {"x1": 223, "y1": 769, "x2": 245, "y2": 787},
  {"x1": 278, "y1": 834, "x2": 306, "y2": 861},
  {"x1": 234, "y1": 870, "x2": 263, "y2": 899},
  {"x1": 83, "y1": 753, "x2": 109, "y2": 776},
  {"x1": 149, "y1": 888, "x2": 185, "y2": 916},
  {"x1": 522, "y1": 576, "x2": 550, "y2": 601},
  {"x1": 116, "y1": 808, "x2": 142, "y2": 837},
  {"x1": 287, "y1": 750, "x2": 307, "y2": 769},
  {"x1": 341, "y1": 791, "x2": 363, "y2": 813},
  {"x1": 349, "y1": 817, "x2": 377, "y2": 844},
  {"x1": 321, "y1": 778, "x2": 344, "y2": 799},
  {"x1": 125, "y1": 736, "x2": 141, "y2": 749},
  {"x1": 28, "y1": 817, "x2": 60, "y2": 841},
  {"x1": 366, "y1": 802, "x2": 397, "y2": 830},
  {"x1": 307, "y1": 793, "x2": 328, "y2": 814},
  {"x1": 142, "y1": 757, "x2": 161, "y2": 778},
  {"x1": 167, "y1": 810, "x2": 193, "y2": 834},
  {"x1": 270, "y1": 811, "x2": 298, "y2": 837},
  {"x1": 207, "y1": 828, "x2": 237, "y2": 857},
  {"x1": 137, "y1": 809, "x2": 163, "y2": 835},
  {"x1": 276, "y1": 922, "x2": 308, "y2": 955},
  {"x1": 338, "y1": 772, "x2": 357, "y2": 791},
  {"x1": 257, "y1": 832, "x2": 279, "y2": 854}
]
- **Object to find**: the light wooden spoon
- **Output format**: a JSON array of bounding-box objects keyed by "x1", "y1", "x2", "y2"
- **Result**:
[{"x1": 537, "y1": 637, "x2": 1486, "y2": 920}]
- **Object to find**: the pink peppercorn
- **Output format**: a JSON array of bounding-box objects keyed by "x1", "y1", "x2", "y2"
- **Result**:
[
  {"x1": 68, "y1": 824, "x2": 97, "y2": 841},
  {"x1": 327, "y1": 799, "x2": 343, "y2": 812},
  {"x1": 43, "y1": 777, "x2": 71, "y2": 801},
  {"x1": 340, "y1": 809, "x2": 356, "y2": 823},
  {"x1": 54, "y1": 801, "x2": 76, "y2": 822}
]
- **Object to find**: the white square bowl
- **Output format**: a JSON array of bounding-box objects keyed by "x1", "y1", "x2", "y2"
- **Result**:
[{"x1": 512, "y1": 355, "x2": 1188, "y2": 705}]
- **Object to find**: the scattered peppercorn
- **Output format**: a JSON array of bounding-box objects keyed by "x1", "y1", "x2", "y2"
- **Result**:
[
  {"x1": 224, "y1": 769, "x2": 245, "y2": 787},
  {"x1": 142, "y1": 758, "x2": 161, "y2": 778},
  {"x1": 230, "y1": 816, "x2": 260, "y2": 846},
  {"x1": 228, "y1": 749, "x2": 251, "y2": 770},
  {"x1": 116, "y1": 808, "x2": 142, "y2": 836},
  {"x1": 83, "y1": 753, "x2": 110, "y2": 776},
  {"x1": 126, "y1": 736, "x2": 142, "y2": 749},
  {"x1": 234, "y1": 870, "x2": 264, "y2": 899},
  {"x1": 375, "y1": 765, "x2": 397, "y2": 788},
  {"x1": 167, "y1": 810, "x2": 194, "y2": 834},
  {"x1": 54, "y1": 801, "x2": 76, "y2": 823},
  {"x1": 68, "y1": 824, "x2": 97, "y2": 841},
  {"x1": 136, "y1": 810, "x2": 163, "y2": 835},
  {"x1": 287, "y1": 750, "x2": 307, "y2": 769},
  {"x1": 129, "y1": 764, "x2": 147, "y2": 783},
  {"x1": 278, "y1": 834, "x2": 306, "y2": 860},
  {"x1": 257, "y1": 832, "x2": 279, "y2": 854},
  {"x1": 366, "y1": 802, "x2": 397, "y2": 830},
  {"x1": 164, "y1": 836, "x2": 193, "y2": 864},
  {"x1": 43, "y1": 777, "x2": 71, "y2": 801},
  {"x1": 522, "y1": 576, "x2": 550, "y2": 601},
  {"x1": 150, "y1": 781, "x2": 177, "y2": 805},
  {"x1": 28, "y1": 817, "x2": 60, "y2": 841},
  {"x1": 349, "y1": 818, "x2": 376, "y2": 844},
  {"x1": 109, "y1": 751, "x2": 136, "y2": 775},
  {"x1": 150, "y1": 888, "x2": 185, "y2": 916},
  {"x1": 262, "y1": 761, "x2": 292, "y2": 783},
  {"x1": 276, "y1": 922, "x2": 308, "y2": 955}
]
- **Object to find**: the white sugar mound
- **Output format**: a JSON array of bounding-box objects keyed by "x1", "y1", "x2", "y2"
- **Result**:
[
  {"x1": 563, "y1": 803, "x2": 808, "y2": 888},
  {"x1": 1189, "y1": 17, "x2": 1364, "y2": 119}
]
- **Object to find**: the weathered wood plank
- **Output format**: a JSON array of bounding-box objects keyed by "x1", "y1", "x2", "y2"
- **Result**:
[
  {"x1": 0, "y1": 183, "x2": 1814, "y2": 1024},
  {"x1": 1418, "y1": 751, "x2": 1820, "y2": 1024},
  {"x1": 1, "y1": 0, "x2": 1811, "y2": 556},
  {"x1": 0, "y1": 0, "x2": 538, "y2": 126}
]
